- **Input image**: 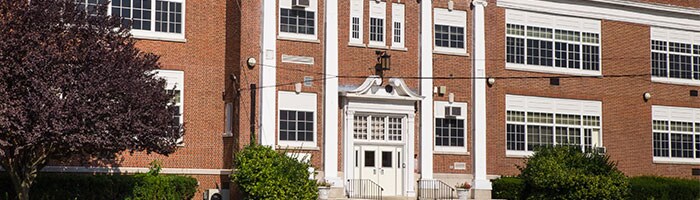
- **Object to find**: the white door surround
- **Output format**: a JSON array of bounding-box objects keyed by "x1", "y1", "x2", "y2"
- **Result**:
[{"x1": 341, "y1": 76, "x2": 422, "y2": 197}]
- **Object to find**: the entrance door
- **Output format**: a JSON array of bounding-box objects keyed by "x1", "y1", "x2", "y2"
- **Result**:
[{"x1": 355, "y1": 145, "x2": 404, "y2": 196}]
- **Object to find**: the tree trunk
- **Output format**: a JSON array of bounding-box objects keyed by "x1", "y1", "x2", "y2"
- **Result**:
[{"x1": 8, "y1": 167, "x2": 37, "y2": 200}]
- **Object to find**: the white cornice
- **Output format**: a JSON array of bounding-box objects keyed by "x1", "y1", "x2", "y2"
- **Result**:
[{"x1": 497, "y1": 0, "x2": 700, "y2": 32}]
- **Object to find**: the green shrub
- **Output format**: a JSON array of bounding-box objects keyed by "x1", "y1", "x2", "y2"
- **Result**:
[
  {"x1": 492, "y1": 176, "x2": 524, "y2": 200},
  {"x1": 629, "y1": 176, "x2": 700, "y2": 200},
  {"x1": 519, "y1": 146, "x2": 629, "y2": 200},
  {"x1": 0, "y1": 165, "x2": 197, "y2": 200},
  {"x1": 232, "y1": 144, "x2": 318, "y2": 200}
]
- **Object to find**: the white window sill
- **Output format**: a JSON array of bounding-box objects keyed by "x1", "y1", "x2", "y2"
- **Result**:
[
  {"x1": 433, "y1": 49, "x2": 469, "y2": 57},
  {"x1": 348, "y1": 42, "x2": 366, "y2": 48},
  {"x1": 391, "y1": 46, "x2": 408, "y2": 51},
  {"x1": 277, "y1": 35, "x2": 320, "y2": 44},
  {"x1": 132, "y1": 34, "x2": 187, "y2": 43},
  {"x1": 505, "y1": 64, "x2": 602, "y2": 76},
  {"x1": 434, "y1": 150, "x2": 470, "y2": 156},
  {"x1": 276, "y1": 144, "x2": 320, "y2": 151},
  {"x1": 653, "y1": 157, "x2": 700, "y2": 165},
  {"x1": 367, "y1": 44, "x2": 389, "y2": 49},
  {"x1": 651, "y1": 77, "x2": 700, "y2": 86},
  {"x1": 505, "y1": 150, "x2": 532, "y2": 158}
]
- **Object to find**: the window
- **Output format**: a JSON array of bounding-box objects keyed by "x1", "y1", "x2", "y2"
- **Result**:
[
  {"x1": 434, "y1": 102, "x2": 468, "y2": 152},
  {"x1": 76, "y1": 0, "x2": 185, "y2": 40},
  {"x1": 153, "y1": 70, "x2": 184, "y2": 143},
  {"x1": 435, "y1": 25, "x2": 465, "y2": 49},
  {"x1": 652, "y1": 106, "x2": 700, "y2": 163},
  {"x1": 506, "y1": 10, "x2": 601, "y2": 75},
  {"x1": 349, "y1": 0, "x2": 363, "y2": 44},
  {"x1": 353, "y1": 114, "x2": 404, "y2": 142},
  {"x1": 370, "y1": 18, "x2": 385, "y2": 43},
  {"x1": 651, "y1": 27, "x2": 700, "y2": 85},
  {"x1": 506, "y1": 95, "x2": 602, "y2": 156},
  {"x1": 391, "y1": 3, "x2": 405, "y2": 49},
  {"x1": 278, "y1": 91, "x2": 317, "y2": 147},
  {"x1": 434, "y1": 8, "x2": 467, "y2": 54},
  {"x1": 279, "y1": 0, "x2": 317, "y2": 40},
  {"x1": 368, "y1": 0, "x2": 386, "y2": 47},
  {"x1": 279, "y1": 110, "x2": 314, "y2": 142},
  {"x1": 76, "y1": 0, "x2": 107, "y2": 15}
]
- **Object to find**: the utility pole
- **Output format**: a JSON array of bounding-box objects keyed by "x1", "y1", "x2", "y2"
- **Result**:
[{"x1": 250, "y1": 84, "x2": 256, "y2": 145}]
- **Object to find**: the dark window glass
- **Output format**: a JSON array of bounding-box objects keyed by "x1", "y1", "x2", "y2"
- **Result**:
[
  {"x1": 506, "y1": 124, "x2": 525, "y2": 150},
  {"x1": 652, "y1": 52, "x2": 668, "y2": 77},
  {"x1": 435, "y1": 118, "x2": 465, "y2": 147},
  {"x1": 507, "y1": 37, "x2": 525, "y2": 64},
  {"x1": 155, "y1": 0, "x2": 182, "y2": 33},
  {"x1": 280, "y1": 8, "x2": 315, "y2": 35},
  {"x1": 279, "y1": 110, "x2": 314, "y2": 142},
  {"x1": 381, "y1": 151, "x2": 392, "y2": 168},
  {"x1": 370, "y1": 18, "x2": 384, "y2": 42},
  {"x1": 364, "y1": 151, "x2": 375, "y2": 167},
  {"x1": 582, "y1": 45, "x2": 600, "y2": 71},
  {"x1": 669, "y1": 54, "x2": 692, "y2": 79},
  {"x1": 435, "y1": 24, "x2": 465, "y2": 49},
  {"x1": 351, "y1": 17, "x2": 360, "y2": 39}
]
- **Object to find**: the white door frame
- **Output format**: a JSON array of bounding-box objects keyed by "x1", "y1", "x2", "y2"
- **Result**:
[{"x1": 343, "y1": 102, "x2": 416, "y2": 197}]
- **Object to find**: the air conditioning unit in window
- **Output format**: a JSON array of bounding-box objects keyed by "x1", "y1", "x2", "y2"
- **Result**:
[
  {"x1": 204, "y1": 189, "x2": 229, "y2": 200},
  {"x1": 445, "y1": 106, "x2": 462, "y2": 118},
  {"x1": 595, "y1": 147, "x2": 606, "y2": 154},
  {"x1": 292, "y1": 0, "x2": 310, "y2": 8}
]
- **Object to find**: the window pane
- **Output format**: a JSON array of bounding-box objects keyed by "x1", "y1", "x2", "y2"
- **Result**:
[
  {"x1": 381, "y1": 151, "x2": 392, "y2": 168},
  {"x1": 435, "y1": 118, "x2": 465, "y2": 147},
  {"x1": 364, "y1": 151, "x2": 375, "y2": 167},
  {"x1": 280, "y1": 8, "x2": 315, "y2": 35},
  {"x1": 507, "y1": 124, "x2": 525, "y2": 150},
  {"x1": 279, "y1": 110, "x2": 314, "y2": 142}
]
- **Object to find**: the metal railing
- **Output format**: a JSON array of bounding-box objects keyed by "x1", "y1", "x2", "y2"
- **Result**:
[
  {"x1": 346, "y1": 179, "x2": 383, "y2": 200},
  {"x1": 417, "y1": 179, "x2": 456, "y2": 200}
]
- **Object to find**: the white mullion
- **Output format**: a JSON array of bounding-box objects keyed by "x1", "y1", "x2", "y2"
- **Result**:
[{"x1": 151, "y1": 0, "x2": 157, "y2": 32}]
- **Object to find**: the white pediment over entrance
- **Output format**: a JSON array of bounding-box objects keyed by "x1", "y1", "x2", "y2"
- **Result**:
[{"x1": 340, "y1": 75, "x2": 423, "y2": 101}]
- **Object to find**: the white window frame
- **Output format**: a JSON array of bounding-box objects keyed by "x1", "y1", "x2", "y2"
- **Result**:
[
  {"x1": 652, "y1": 105, "x2": 700, "y2": 164},
  {"x1": 349, "y1": 0, "x2": 364, "y2": 45},
  {"x1": 433, "y1": 8, "x2": 467, "y2": 55},
  {"x1": 505, "y1": 95, "x2": 602, "y2": 157},
  {"x1": 278, "y1": 0, "x2": 318, "y2": 41},
  {"x1": 77, "y1": 0, "x2": 187, "y2": 42},
  {"x1": 278, "y1": 91, "x2": 317, "y2": 148},
  {"x1": 434, "y1": 101, "x2": 468, "y2": 153},
  {"x1": 154, "y1": 70, "x2": 184, "y2": 144},
  {"x1": 368, "y1": 0, "x2": 386, "y2": 48},
  {"x1": 650, "y1": 27, "x2": 700, "y2": 86},
  {"x1": 391, "y1": 3, "x2": 405, "y2": 50},
  {"x1": 505, "y1": 9, "x2": 601, "y2": 76}
]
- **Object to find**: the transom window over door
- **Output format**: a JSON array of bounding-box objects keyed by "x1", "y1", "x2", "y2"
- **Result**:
[
  {"x1": 76, "y1": 0, "x2": 185, "y2": 40},
  {"x1": 652, "y1": 106, "x2": 700, "y2": 164},
  {"x1": 650, "y1": 27, "x2": 700, "y2": 85},
  {"x1": 353, "y1": 114, "x2": 405, "y2": 142},
  {"x1": 505, "y1": 9, "x2": 601, "y2": 76}
]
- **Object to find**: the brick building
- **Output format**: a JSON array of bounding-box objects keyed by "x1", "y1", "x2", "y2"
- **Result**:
[{"x1": 61, "y1": 0, "x2": 700, "y2": 199}]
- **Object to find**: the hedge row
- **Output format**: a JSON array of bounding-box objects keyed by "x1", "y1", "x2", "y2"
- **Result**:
[
  {"x1": 0, "y1": 172, "x2": 197, "y2": 200},
  {"x1": 492, "y1": 176, "x2": 700, "y2": 200}
]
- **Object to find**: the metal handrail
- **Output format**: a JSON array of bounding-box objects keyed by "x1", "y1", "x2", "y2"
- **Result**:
[
  {"x1": 416, "y1": 179, "x2": 456, "y2": 200},
  {"x1": 346, "y1": 179, "x2": 383, "y2": 200}
]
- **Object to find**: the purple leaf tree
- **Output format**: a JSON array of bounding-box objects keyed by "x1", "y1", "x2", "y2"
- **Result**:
[{"x1": 0, "y1": 0, "x2": 183, "y2": 199}]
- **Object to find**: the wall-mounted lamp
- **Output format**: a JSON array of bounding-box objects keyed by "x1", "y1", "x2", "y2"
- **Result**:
[
  {"x1": 295, "y1": 83, "x2": 302, "y2": 94},
  {"x1": 487, "y1": 77, "x2": 496, "y2": 86},
  {"x1": 374, "y1": 51, "x2": 391, "y2": 77},
  {"x1": 448, "y1": 93, "x2": 455, "y2": 103},
  {"x1": 246, "y1": 57, "x2": 257, "y2": 69},
  {"x1": 643, "y1": 92, "x2": 652, "y2": 101},
  {"x1": 447, "y1": 0, "x2": 454, "y2": 11}
]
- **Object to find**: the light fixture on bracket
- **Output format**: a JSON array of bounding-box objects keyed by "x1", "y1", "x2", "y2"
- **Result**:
[
  {"x1": 374, "y1": 51, "x2": 391, "y2": 77},
  {"x1": 487, "y1": 77, "x2": 496, "y2": 87},
  {"x1": 246, "y1": 57, "x2": 257, "y2": 69},
  {"x1": 643, "y1": 92, "x2": 652, "y2": 101}
]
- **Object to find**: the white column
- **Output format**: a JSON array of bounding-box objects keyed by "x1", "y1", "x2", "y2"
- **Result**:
[
  {"x1": 419, "y1": 0, "x2": 434, "y2": 180},
  {"x1": 324, "y1": 0, "x2": 342, "y2": 187},
  {"x1": 471, "y1": 0, "x2": 492, "y2": 193},
  {"x1": 260, "y1": 0, "x2": 277, "y2": 147},
  {"x1": 406, "y1": 113, "x2": 416, "y2": 196},
  {"x1": 343, "y1": 110, "x2": 354, "y2": 183}
]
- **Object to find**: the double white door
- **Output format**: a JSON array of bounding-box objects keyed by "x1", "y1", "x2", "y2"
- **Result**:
[{"x1": 354, "y1": 145, "x2": 404, "y2": 196}]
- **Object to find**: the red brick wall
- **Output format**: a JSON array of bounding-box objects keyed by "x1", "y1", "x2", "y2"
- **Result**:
[{"x1": 484, "y1": 0, "x2": 700, "y2": 179}]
